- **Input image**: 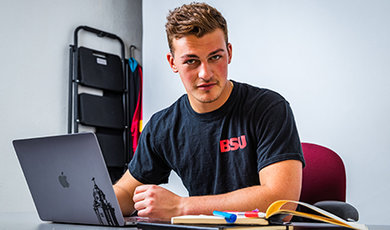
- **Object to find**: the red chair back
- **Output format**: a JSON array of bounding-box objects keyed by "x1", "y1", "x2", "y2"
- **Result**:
[{"x1": 300, "y1": 143, "x2": 346, "y2": 204}]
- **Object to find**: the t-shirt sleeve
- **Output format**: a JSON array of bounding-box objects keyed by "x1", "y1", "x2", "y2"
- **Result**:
[
  {"x1": 256, "y1": 98, "x2": 305, "y2": 171},
  {"x1": 128, "y1": 122, "x2": 171, "y2": 185}
]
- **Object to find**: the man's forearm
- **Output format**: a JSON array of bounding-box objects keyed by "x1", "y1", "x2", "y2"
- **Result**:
[
  {"x1": 181, "y1": 185, "x2": 287, "y2": 215},
  {"x1": 113, "y1": 170, "x2": 143, "y2": 216},
  {"x1": 114, "y1": 184, "x2": 136, "y2": 216},
  {"x1": 181, "y1": 160, "x2": 302, "y2": 215}
]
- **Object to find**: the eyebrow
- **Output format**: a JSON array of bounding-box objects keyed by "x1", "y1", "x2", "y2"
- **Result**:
[
  {"x1": 180, "y1": 48, "x2": 225, "y2": 60},
  {"x1": 208, "y1": 48, "x2": 225, "y2": 57}
]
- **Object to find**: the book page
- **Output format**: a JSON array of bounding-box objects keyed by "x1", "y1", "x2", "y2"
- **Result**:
[{"x1": 265, "y1": 200, "x2": 367, "y2": 230}]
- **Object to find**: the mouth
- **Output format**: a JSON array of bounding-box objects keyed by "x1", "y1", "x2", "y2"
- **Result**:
[{"x1": 197, "y1": 82, "x2": 217, "y2": 91}]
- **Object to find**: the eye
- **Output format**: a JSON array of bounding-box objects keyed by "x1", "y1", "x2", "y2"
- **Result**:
[
  {"x1": 184, "y1": 59, "x2": 198, "y2": 65},
  {"x1": 210, "y1": 55, "x2": 222, "y2": 61}
]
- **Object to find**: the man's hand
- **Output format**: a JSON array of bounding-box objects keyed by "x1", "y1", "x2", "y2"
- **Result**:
[{"x1": 133, "y1": 185, "x2": 184, "y2": 220}]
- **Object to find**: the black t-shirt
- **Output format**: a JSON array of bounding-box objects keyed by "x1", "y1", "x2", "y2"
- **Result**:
[{"x1": 129, "y1": 80, "x2": 305, "y2": 196}]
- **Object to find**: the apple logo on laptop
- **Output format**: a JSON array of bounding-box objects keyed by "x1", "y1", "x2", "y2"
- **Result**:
[{"x1": 58, "y1": 172, "x2": 70, "y2": 188}]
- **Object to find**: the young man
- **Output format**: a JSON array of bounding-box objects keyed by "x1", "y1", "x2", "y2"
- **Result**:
[{"x1": 114, "y1": 2, "x2": 305, "y2": 220}]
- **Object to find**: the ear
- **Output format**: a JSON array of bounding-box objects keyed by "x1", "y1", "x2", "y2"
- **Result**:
[
  {"x1": 167, "y1": 52, "x2": 178, "y2": 73},
  {"x1": 227, "y1": 43, "x2": 232, "y2": 64}
]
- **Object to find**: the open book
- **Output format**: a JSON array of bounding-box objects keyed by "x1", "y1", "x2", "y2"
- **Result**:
[{"x1": 171, "y1": 200, "x2": 367, "y2": 230}]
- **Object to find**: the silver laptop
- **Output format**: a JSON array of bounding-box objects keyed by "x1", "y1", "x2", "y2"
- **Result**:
[{"x1": 13, "y1": 132, "x2": 146, "y2": 226}]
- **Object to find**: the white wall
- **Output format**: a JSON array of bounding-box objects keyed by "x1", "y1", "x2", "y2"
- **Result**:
[
  {"x1": 142, "y1": 0, "x2": 390, "y2": 225},
  {"x1": 0, "y1": 0, "x2": 142, "y2": 212}
]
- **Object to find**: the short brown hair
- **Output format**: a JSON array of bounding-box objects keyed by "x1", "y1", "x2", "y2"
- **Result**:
[{"x1": 165, "y1": 2, "x2": 228, "y2": 53}]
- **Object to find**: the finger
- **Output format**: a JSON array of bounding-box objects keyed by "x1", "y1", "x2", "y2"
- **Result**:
[
  {"x1": 133, "y1": 198, "x2": 147, "y2": 212},
  {"x1": 134, "y1": 184, "x2": 152, "y2": 194},
  {"x1": 137, "y1": 206, "x2": 151, "y2": 217},
  {"x1": 134, "y1": 194, "x2": 156, "y2": 214},
  {"x1": 133, "y1": 189, "x2": 147, "y2": 203}
]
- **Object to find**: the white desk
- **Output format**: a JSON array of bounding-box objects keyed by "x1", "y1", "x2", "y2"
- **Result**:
[{"x1": 1, "y1": 212, "x2": 389, "y2": 230}]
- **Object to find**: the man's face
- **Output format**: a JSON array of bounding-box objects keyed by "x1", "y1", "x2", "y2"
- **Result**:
[{"x1": 167, "y1": 29, "x2": 232, "y2": 113}]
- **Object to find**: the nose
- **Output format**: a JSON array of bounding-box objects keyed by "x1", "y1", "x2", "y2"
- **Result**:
[{"x1": 198, "y1": 62, "x2": 212, "y2": 81}]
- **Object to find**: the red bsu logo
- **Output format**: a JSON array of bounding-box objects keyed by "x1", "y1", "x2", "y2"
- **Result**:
[{"x1": 220, "y1": 135, "x2": 247, "y2": 152}]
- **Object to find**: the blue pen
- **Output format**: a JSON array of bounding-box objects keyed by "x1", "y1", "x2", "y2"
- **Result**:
[{"x1": 213, "y1": 210, "x2": 237, "y2": 223}]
